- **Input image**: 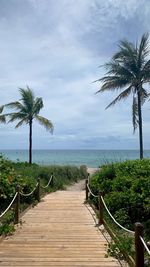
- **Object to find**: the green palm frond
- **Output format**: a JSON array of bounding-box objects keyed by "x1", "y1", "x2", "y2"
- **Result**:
[
  {"x1": 35, "y1": 115, "x2": 54, "y2": 133},
  {"x1": 132, "y1": 95, "x2": 138, "y2": 133},
  {"x1": 0, "y1": 105, "x2": 4, "y2": 113},
  {"x1": 140, "y1": 88, "x2": 149, "y2": 105},
  {"x1": 0, "y1": 115, "x2": 6, "y2": 123},
  {"x1": 106, "y1": 86, "x2": 133, "y2": 109},
  {"x1": 15, "y1": 119, "x2": 26, "y2": 128},
  {"x1": 0, "y1": 106, "x2": 6, "y2": 123},
  {"x1": 96, "y1": 76, "x2": 130, "y2": 93},
  {"x1": 141, "y1": 59, "x2": 150, "y2": 80},
  {"x1": 8, "y1": 112, "x2": 28, "y2": 123},
  {"x1": 33, "y1": 98, "x2": 43, "y2": 115},
  {"x1": 19, "y1": 86, "x2": 35, "y2": 113},
  {"x1": 113, "y1": 39, "x2": 136, "y2": 63},
  {"x1": 138, "y1": 33, "x2": 149, "y2": 65},
  {"x1": 104, "y1": 61, "x2": 134, "y2": 79},
  {"x1": 4, "y1": 101, "x2": 24, "y2": 111}
]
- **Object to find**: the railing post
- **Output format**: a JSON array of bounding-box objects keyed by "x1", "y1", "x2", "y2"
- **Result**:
[
  {"x1": 99, "y1": 191, "x2": 104, "y2": 225},
  {"x1": 14, "y1": 185, "x2": 20, "y2": 224},
  {"x1": 85, "y1": 178, "x2": 88, "y2": 201},
  {"x1": 36, "y1": 178, "x2": 41, "y2": 202},
  {"x1": 135, "y1": 222, "x2": 144, "y2": 267}
]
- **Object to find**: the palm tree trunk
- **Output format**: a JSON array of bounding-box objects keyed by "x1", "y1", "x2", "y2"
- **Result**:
[
  {"x1": 137, "y1": 89, "x2": 143, "y2": 159},
  {"x1": 29, "y1": 119, "x2": 32, "y2": 164}
]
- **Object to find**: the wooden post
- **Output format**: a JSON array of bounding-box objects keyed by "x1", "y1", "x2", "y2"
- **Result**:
[
  {"x1": 14, "y1": 185, "x2": 20, "y2": 224},
  {"x1": 85, "y1": 179, "x2": 88, "y2": 201},
  {"x1": 135, "y1": 222, "x2": 144, "y2": 267},
  {"x1": 37, "y1": 178, "x2": 41, "y2": 202},
  {"x1": 99, "y1": 192, "x2": 104, "y2": 225}
]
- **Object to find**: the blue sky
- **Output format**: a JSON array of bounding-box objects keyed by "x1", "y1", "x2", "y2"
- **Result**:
[{"x1": 0, "y1": 0, "x2": 150, "y2": 150}]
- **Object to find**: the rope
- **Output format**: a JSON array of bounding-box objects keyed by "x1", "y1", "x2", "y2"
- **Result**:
[
  {"x1": 87, "y1": 184, "x2": 98, "y2": 198},
  {"x1": 0, "y1": 192, "x2": 18, "y2": 218},
  {"x1": 101, "y1": 196, "x2": 135, "y2": 235},
  {"x1": 20, "y1": 182, "x2": 38, "y2": 197},
  {"x1": 41, "y1": 175, "x2": 53, "y2": 189},
  {"x1": 140, "y1": 236, "x2": 150, "y2": 255}
]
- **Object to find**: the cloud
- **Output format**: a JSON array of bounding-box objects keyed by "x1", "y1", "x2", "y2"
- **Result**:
[{"x1": 0, "y1": 0, "x2": 150, "y2": 150}]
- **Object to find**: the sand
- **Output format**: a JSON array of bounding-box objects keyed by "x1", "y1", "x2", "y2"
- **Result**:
[{"x1": 65, "y1": 167, "x2": 99, "y2": 191}]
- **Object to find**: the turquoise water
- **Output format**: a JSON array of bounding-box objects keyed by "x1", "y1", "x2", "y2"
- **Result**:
[{"x1": 1, "y1": 149, "x2": 150, "y2": 167}]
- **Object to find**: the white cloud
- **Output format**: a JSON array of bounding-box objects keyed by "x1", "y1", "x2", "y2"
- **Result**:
[{"x1": 0, "y1": 0, "x2": 150, "y2": 150}]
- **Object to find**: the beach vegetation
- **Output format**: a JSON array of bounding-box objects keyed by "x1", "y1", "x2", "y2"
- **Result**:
[
  {"x1": 90, "y1": 159, "x2": 150, "y2": 239},
  {"x1": 89, "y1": 159, "x2": 150, "y2": 261},
  {"x1": 1, "y1": 87, "x2": 54, "y2": 164},
  {"x1": 95, "y1": 33, "x2": 150, "y2": 159},
  {"x1": 0, "y1": 155, "x2": 86, "y2": 235}
]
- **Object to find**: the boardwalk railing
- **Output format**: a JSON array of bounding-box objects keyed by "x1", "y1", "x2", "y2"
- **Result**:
[
  {"x1": 85, "y1": 176, "x2": 150, "y2": 267},
  {"x1": 0, "y1": 175, "x2": 54, "y2": 224}
]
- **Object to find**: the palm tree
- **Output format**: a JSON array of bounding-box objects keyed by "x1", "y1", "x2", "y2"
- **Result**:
[
  {"x1": 95, "y1": 33, "x2": 150, "y2": 159},
  {"x1": 1, "y1": 86, "x2": 54, "y2": 164}
]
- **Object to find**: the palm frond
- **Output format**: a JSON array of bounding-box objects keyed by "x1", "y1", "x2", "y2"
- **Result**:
[
  {"x1": 19, "y1": 86, "x2": 35, "y2": 113},
  {"x1": 132, "y1": 95, "x2": 138, "y2": 133},
  {"x1": 105, "y1": 86, "x2": 133, "y2": 109},
  {"x1": 8, "y1": 113, "x2": 28, "y2": 123},
  {"x1": 140, "y1": 87, "x2": 149, "y2": 105},
  {"x1": 96, "y1": 76, "x2": 130, "y2": 93},
  {"x1": 104, "y1": 61, "x2": 134, "y2": 78},
  {"x1": 0, "y1": 105, "x2": 4, "y2": 113},
  {"x1": 113, "y1": 39, "x2": 136, "y2": 62},
  {"x1": 138, "y1": 33, "x2": 149, "y2": 65},
  {"x1": 35, "y1": 115, "x2": 54, "y2": 133},
  {"x1": 4, "y1": 101, "x2": 24, "y2": 111},
  {"x1": 15, "y1": 119, "x2": 26, "y2": 128},
  {"x1": 141, "y1": 59, "x2": 150, "y2": 80},
  {"x1": 33, "y1": 98, "x2": 43, "y2": 115},
  {"x1": 0, "y1": 105, "x2": 6, "y2": 122},
  {"x1": 0, "y1": 115, "x2": 6, "y2": 123}
]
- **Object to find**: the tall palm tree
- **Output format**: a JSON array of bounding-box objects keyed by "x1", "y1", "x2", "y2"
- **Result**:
[
  {"x1": 95, "y1": 33, "x2": 150, "y2": 159},
  {"x1": 1, "y1": 87, "x2": 54, "y2": 164}
]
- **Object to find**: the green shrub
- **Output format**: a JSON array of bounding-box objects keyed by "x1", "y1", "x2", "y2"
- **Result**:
[
  {"x1": 0, "y1": 155, "x2": 85, "y2": 236},
  {"x1": 90, "y1": 159, "x2": 150, "y2": 239},
  {"x1": 0, "y1": 210, "x2": 15, "y2": 235}
]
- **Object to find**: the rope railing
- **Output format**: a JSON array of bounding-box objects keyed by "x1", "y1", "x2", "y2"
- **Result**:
[
  {"x1": 0, "y1": 174, "x2": 53, "y2": 225},
  {"x1": 87, "y1": 183, "x2": 98, "y2": 198},
  {"x1": 85, "y1": 177, "x2": 150, "y2": 267},
  {"x1": 41, "y1": 175, "x2": 53, "y2": 189},
  {"x1": 101, "y1": 195, "x2": 134, "y2": 235},
  {"x1": 0, "y1": 192, "x2": 18, "y2": 218},
  {"x1": 140, "y1": 236, "x2": 150, "y2": 255},
  {"x1": 20, "y1": 182, "x2": 38, "y2": 197},
  {"x1": 86, "y1": 179, "x2": 134, "y2": 234}
]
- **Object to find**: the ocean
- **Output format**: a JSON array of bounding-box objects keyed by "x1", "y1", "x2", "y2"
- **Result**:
[{"x1": 1, "y1": 149, "x2": 150, "y2": 167}]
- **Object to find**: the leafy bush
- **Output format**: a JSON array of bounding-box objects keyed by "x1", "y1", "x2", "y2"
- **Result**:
[
  {"x1": 108, "y1": 235, "x2": 134, "y2": 260},
  {"x1": 90, "y1": 159, "x2": 150, "y2": 239},
  {"x1": 0, "y1": 155, "x2": 85, "y2": 235},
  {"x1": 0, "y1": 210, "x2": 15, "y2": 235}
]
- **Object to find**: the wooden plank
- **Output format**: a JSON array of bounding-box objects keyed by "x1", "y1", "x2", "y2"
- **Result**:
[{"x1": 0, "y1": 191, "x2": 120, "y2": 267}]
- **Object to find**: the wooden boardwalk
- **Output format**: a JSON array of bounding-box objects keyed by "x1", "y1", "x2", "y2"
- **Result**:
[{"x1": 0, "y1": 190, "x2": 120, "y2": 267}]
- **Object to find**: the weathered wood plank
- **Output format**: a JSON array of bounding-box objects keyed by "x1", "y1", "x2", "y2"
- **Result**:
[{"x1": 0, "y1": 191, "x2": 120, "y2": 266}]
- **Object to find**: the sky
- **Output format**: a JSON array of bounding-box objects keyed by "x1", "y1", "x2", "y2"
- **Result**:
[{"x1": 0, "y1": 0, "x2": 150, "y2": 150}]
